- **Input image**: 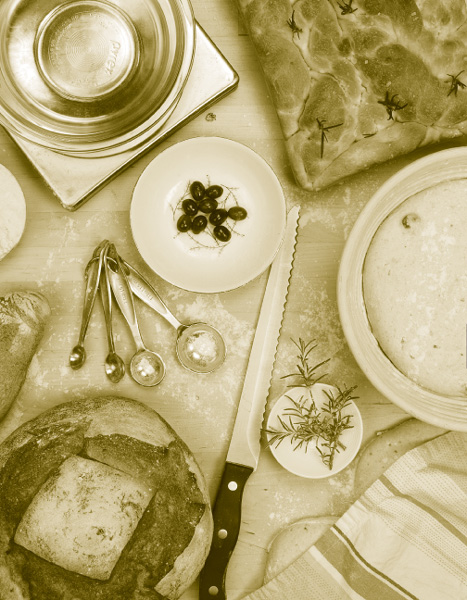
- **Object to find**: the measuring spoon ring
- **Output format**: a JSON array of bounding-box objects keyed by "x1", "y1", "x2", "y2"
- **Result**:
[
  {"x1": 122, "y1": 260, "x2": 226, "y2": 373},
  {"x1": 69, "y1": 239, "x2": 109, "y2": 370},
  {"x1": 106, "y1": 244, "x2": 165, "y2": 387}
]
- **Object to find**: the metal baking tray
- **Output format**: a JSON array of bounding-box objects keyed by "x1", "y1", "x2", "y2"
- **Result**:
[{"x1": 9, "y1": 23, "x2": 239, "y2": 210}]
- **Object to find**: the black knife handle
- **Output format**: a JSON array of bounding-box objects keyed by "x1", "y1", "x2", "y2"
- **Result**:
[{"x1": 199, "y1": 462, "x2": 254, "y2": 600}]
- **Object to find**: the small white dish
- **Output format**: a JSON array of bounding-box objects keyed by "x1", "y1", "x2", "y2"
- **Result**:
[
  {"x1": 337, "y1": 147, "x2": 467, "y2": 432},
  {"x1": 130, "y1": 136, "x2": 287, "y2": 293},
  {"x1": 266, "y1": 384, "x2": 363, "y2": 479}
]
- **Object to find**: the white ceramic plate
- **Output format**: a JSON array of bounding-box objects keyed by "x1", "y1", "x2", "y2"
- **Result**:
[
  {"x1": 266, "y1": 384, "x2": 363, "y2": 479},
  {"x1": 130, "y1": 137, "x2": 287, "y2": 293},
  {"x1": 337, "y1": 147, "x2": 467, "y2": 432}
]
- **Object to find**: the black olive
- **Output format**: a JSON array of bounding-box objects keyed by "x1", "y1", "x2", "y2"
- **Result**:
[
  {"x1": 190, "y1": 181, "x2": 205, "y2": 201},
  {"x1": 199, "y1": 198, "x2": 218, "y2": 213},
  {"x1": 213, "y1": 225, "x2": 231, "y2": 242},
  {"x1": 228, "y1": 206, "x2": 248, "y2": 221},
  {"x1": 209, "y1": 208, "x2": 228, "y2": 226},
  {"x1": 177, "y1": 214, "x2": 192, "y2": 232},
  {"x1": 192, "y1": 215, "x2": 208, "y2": 234},
  {"x1": 182, "y1": 198, "x2": 198, "y2": 216},
  {"x1": 205, "y1": 185, "x2": 223, "y2": 200}
]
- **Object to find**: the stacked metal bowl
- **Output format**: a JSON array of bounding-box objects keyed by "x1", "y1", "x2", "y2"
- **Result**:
[{"x1": 0, "y1": 0, "x2": 195, "y2": 156}]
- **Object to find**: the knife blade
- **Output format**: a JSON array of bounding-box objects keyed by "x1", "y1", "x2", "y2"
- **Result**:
[{"x1": 199, "y1": 205, "x2": 300, "y2": 600}]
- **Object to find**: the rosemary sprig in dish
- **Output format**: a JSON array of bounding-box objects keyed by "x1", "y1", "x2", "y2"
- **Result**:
[
  {"x1": 286, "y1": 10, "x2": 302, "y2": 39},
  {"x1": 281, "y1": 338, "x2": 330, "y2": 387},
  {"x1": 446, "y1": 71, "x2": 467, "y2": 96},
  {"x1": 265, "y1": 338, "x2": 358, "y2": 470}
]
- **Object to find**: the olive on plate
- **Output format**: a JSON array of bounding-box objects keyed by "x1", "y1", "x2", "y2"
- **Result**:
[
  {"x1": 182, "y1": 199, "x2": 198, "y2": 216},
  {"x1": 192, "y1": 215, "x2": 208, "y2": 234},
  {"x1": 177, "y1": 214, "x2": 192, "y2": 232},
  {"x1": 190, "y1": 181, "x2": 205, "y2": 202},
  {"x1": 205, "y1": 185, "x2": 223, "y2": 200},
  {"x1": 199, "y1": 198, "x2": 218, "y2": 213},
  {"x1": 209, "y1": 208, "x2": 228, "y2": 226},
  {"x1": 213, "y1": 225, "x2": 231, "y2": 242},
  {"x1": 228, "y1": 206, "x2": 248, "y2": 221}
]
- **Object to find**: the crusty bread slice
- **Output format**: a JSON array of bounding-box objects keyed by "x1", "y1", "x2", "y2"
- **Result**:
[
  {"x1": 0, "y1": 291, "x2": 50, "y2": 420},
  {"x1": 14, "y1": 455, "x2": 154, "y2": 581},
  {"x1": 0, "y1": 396, "x2": 213, "y2": 600}
]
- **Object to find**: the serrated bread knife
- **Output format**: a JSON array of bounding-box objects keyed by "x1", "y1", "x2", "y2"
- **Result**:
[{"x1": 199, "y1": 205, "x2": 300, "y2": 600}]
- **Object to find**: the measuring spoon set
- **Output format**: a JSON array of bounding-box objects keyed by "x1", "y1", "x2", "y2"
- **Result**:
[{"x1": 69, "y1": 240, "x2": 226, "y2": 386}]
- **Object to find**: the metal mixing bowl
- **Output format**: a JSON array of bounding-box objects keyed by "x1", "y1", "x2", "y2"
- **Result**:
[{"x1": 0, "y1": 0, "x2": 195, "y2": 156}]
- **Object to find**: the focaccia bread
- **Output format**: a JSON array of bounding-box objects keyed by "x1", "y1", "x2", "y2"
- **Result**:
[
  {"x1": 0, "y1": 396, "x2": 213, "y2": 600},
  {"x1": 0, "y1": 291, "x2": 50, "y2": 420},
  {"x1": 237, "y1": 0, "x2": 467, "y2": 190}
]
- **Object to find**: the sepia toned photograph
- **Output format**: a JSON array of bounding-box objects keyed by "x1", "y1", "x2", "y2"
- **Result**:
[{"x1": 0, "y1": 1, "x2": 466, "y2": 599}]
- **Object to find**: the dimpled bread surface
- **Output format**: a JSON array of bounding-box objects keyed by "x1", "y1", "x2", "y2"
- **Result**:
[{"x1": 237, "y1": 0, "x2": 467, "y2": 190}]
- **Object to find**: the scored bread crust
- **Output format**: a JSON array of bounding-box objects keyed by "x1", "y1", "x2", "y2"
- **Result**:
[
  {"x1": 0, "y1": 291, "x2": 50, "y2": 420},
  {"x1": 0, "y1": 396, "x2": 213, "y2": 600},
  {"x1": 237, "y1": 0, "x2": 467, "y2": 190}
]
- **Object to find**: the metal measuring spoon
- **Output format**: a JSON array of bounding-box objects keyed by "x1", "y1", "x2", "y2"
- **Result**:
[
  {"x1": 106, "y1": 245, "x2": 165, "y2": 387},
  {"x1": 69, "y1": 240, "x2": 108, "y2": 370},
  {"x1": 100, "y1": 245, "x2": 125, "y2": 383},
  {"x1": 121, "y1": 260, "x2": 226, "y2": 373}
]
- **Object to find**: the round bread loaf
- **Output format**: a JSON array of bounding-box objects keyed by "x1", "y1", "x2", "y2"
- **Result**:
[{"x1": 0, "y1": 396, "x2": 213, "y2": 600}]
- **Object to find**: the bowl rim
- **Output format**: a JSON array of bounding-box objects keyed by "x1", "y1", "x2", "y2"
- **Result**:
[
  {"x1": 337, "y1": 147, "x2": 467, "y2": 431},
  {"x1": 0, "y1": 0, "x2": 196, "y2": 156}
]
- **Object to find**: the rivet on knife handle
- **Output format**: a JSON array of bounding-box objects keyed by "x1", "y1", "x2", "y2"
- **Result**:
[{"x1": 199, "y1": 463, "x2": 253, "y2": 599}]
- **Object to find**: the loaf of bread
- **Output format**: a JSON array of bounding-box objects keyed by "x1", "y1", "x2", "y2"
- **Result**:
[
  {"x1": 0, "y1": 396, "x2": 213, "y2": 600},
  {"x1": 0, "y1": 291, "x2": 50, "y2": 420},
  {"x1": 0, "y1": 164, "x2": 26, "y2": 261},
  {"x1": 237, "y1": 0, "x2": 467, "y2": 190}
]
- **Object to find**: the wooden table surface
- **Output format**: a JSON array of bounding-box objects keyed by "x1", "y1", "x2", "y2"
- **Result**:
[{"x1": 0, "y1": 1, "x2": 457, "y2": 598}]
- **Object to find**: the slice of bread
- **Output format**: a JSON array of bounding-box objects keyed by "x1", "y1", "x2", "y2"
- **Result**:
[{"x1": 14, "y1": 455, "x2": 154, "y2": 580}]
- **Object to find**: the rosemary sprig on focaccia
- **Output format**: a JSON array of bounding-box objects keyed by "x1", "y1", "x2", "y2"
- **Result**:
[
  {"x1": 316, "y1": 118, "x2": 343, "y2": 158},
  {"x1": 337, "y1": 0, "x2": 358, "y2": 15},
  {"x1": 286, "y1": 10, "x2": 302, "y2": 39},
  {"x1": 377, "y1": 91, "x2": 408, "y2": 120},
  {"x1": 446, "y1": 71, "x2": 467, "y2": 97}
]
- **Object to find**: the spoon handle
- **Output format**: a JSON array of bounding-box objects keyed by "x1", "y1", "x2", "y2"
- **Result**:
[
  {"x1": 77, "y1": 240, "x2": 108, "y2": 345},
  {"x1": 100, "y1": 248, "x2": 115, "y2": 353},
  {"x1": 106, "y1": 245, "x2": 145, "y2": 351},
  {"x1": 123, "y1": 261, "x2": 182, "y2": 331}
]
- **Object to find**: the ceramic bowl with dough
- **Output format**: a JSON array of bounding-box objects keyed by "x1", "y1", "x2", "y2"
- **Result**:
[{"x1": 338, "y1": 147, "x2": 467, "y2": 431}]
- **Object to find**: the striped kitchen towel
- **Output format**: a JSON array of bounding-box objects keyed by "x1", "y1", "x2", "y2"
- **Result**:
[{"x1": 243, "y1": 431, "x2": 467, "y2": 600}]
